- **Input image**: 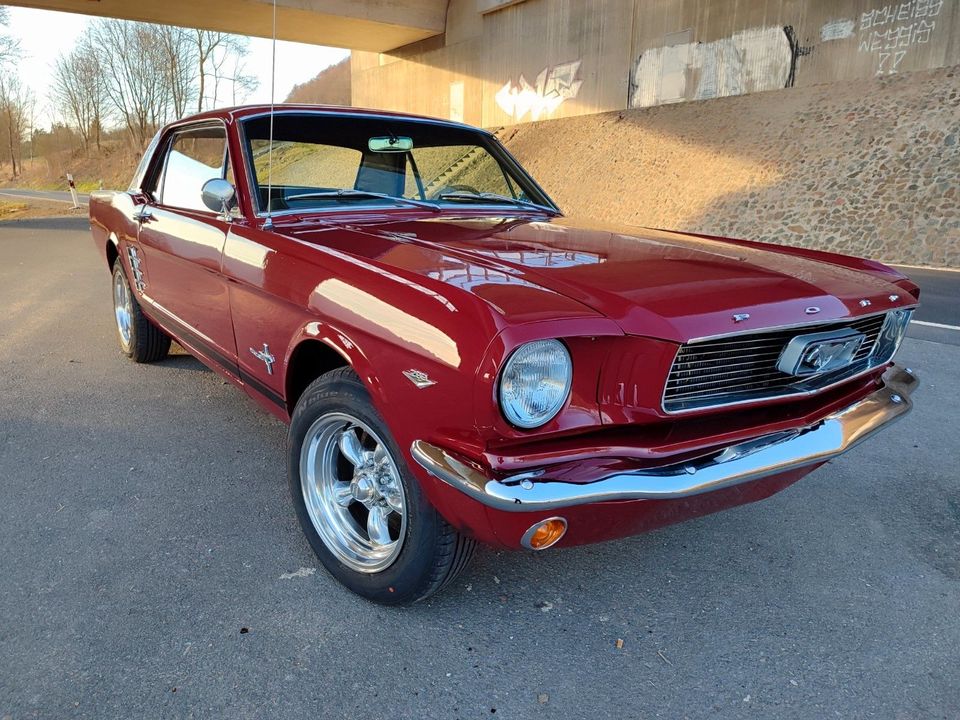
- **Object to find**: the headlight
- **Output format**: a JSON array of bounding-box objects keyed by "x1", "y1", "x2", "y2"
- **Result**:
[
  {"x1": 498, "y1": 339, "x2": 572, "y2": 429},
  {"x1": 875, "y1": 309, "x2": 913, "y2": 362}
]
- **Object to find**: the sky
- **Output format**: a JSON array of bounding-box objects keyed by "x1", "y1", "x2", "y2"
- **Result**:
[{"x1": 5, "y1": 6, "x2": 350, "y2": 128}]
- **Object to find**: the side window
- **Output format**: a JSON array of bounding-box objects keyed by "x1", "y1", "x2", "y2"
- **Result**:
[{"x1": 159, "y1": 126, "x2": 229, "y2": 212}]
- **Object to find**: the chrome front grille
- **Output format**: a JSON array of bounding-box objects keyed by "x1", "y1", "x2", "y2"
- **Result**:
[{"x1": 663, "y1": 313, "x2": 890, "y2": 413}]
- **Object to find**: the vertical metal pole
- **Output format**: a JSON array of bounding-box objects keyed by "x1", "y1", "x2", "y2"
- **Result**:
[{"x1": 66, "y1": 173, "x2": 80, "y2": 209}]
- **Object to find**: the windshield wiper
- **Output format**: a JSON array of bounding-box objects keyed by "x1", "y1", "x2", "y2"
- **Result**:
[
  {"x1": 285, "y1": 189, "x2": 440, "y2": 212},
  {"x1": 436, "y1": 191, "x2": 557, "y2": 214}
]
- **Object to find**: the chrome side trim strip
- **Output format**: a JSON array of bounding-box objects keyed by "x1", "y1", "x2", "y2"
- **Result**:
[{"x1": 411, "y1": 365, "x2": 918, "y2": 512}]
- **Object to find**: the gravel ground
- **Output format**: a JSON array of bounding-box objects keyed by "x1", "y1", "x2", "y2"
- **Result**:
[{"x1": 1, "y1": 217, "x2": 958, "y2": 719}]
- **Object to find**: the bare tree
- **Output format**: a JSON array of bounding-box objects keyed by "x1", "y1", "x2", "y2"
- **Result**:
[
  {"x1": 90, "y1": 20, "x2": 195, "y2": 148},
  {"x1": 0, "y1": 7, "x2": 20, "y2": 69},
  {"x1": 51, "y1": 38, "x2": 107, "y2": 154},
  {"x1": 0, "y1": 73, "x2": 33, "y2": 177},
  {"x1": 194, "y1": 30, "x2": 258, "y2": 111},
  {"x1": 227, "y1": 55, "x2": 259, "y2": 106},
  {"x1": 194, "y1": 30, "x2": 226, "y2": 113},
  {"x1": 45, "y1": 18, "x2": 257, "y2": 160},
  {"x1": 159, "y1": 25, "x2": 195, "y2": 119}
]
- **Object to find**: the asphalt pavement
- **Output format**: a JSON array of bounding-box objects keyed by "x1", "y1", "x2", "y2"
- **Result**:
[
  {"x1": 1, "y1": 217, "x2": 958, "y2": 719},
  {"x1": 0, "y1": 188, "x2": 90, "y2": 205}
]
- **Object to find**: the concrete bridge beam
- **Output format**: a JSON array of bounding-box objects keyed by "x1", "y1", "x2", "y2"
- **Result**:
[{"x1": 3, "y1": 0, "x2": 446, "y2": 51}]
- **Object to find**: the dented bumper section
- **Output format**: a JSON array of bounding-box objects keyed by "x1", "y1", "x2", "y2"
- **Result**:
[{"x1": 411, "y1": 364, "x2": 919, "y2": 513}]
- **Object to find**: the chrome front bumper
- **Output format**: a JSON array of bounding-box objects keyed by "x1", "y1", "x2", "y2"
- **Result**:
[{"x1": 411, "y1": 365, "x2": 919, "y2": 513}]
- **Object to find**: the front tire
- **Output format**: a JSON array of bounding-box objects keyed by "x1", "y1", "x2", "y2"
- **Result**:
[
  {"x1": 288, "y1": 368, "x2": 476, "y2": 604},
  {"x1": 112, "y1": 259, "x2": 170, "y2": 363}
]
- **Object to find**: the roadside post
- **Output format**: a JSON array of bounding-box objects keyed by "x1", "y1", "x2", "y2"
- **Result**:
[{"x1": 66, "y1": 174, "x2": 80, "y2": 210}]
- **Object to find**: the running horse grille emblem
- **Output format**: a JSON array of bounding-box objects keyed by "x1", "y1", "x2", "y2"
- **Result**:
[
  {"x1": 776, "y1": 328, "x2": 865, "y2": 378},
  {"x1": 250, "y1": 343, "x2": 276, "y2": 375}
]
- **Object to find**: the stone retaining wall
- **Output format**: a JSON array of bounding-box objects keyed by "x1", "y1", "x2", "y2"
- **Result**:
[{"x1": 499, "y1": 65, "x2": 959, "y2": 268}]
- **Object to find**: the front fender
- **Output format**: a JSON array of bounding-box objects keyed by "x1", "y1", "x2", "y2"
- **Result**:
[
  {"x1": 283, "y1": 316, "x2": 500, "y2": 544},
  {"x1": 284, "y1": 320, "x2": 386, "y2": 408}
]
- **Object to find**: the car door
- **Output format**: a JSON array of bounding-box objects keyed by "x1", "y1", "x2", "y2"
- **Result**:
[{"x1": 136, "y1": 122, "x2": 239, "y2": 374}]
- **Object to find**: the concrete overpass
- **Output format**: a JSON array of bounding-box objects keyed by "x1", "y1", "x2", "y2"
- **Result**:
[{"x1": 3, "y1": 0, "x2": 445, "y2": 51}]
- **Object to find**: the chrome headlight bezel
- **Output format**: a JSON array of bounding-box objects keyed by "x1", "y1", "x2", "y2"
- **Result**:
[
  {"x1": 875, "y1": 308, "x2": 913, "y2": 363},
  {"x1": 498, "y1": 339, "x2": 573, "y2": 429}
]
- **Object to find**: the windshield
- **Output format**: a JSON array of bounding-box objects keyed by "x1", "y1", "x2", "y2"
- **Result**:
[{"x1": 241, "y1": 113, "x2": 557, "y2": 215}]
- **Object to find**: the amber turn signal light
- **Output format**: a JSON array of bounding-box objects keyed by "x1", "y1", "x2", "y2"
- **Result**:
[{"x1": 521, "y1": 517, "x2": 568, "y2": 550}]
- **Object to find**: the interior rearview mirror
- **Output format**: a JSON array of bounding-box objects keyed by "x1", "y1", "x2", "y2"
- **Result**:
[
  {"x1": 201, "y1": 178, "x2": 237, "y2": 218},
  {"x1": 368, "y1": 136, "x2": 414, "y2": 153}
]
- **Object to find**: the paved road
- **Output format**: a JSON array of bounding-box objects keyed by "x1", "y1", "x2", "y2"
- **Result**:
[
  {"x1": 0, "y1": 188, "x2": 90, "y2": 205},
  {"x1": 893, "y1": 265, "x2": 959, "y2": 325},
  {"x1": 1, "y1": 217, "x2": 958, "y2": 719},
  {"x1": 890, "y1": 265, "x2": 960, "y2": 347}
]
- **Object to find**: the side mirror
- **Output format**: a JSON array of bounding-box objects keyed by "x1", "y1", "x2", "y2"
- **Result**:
[{"x1": 201, "y1": 178, "x2": 237, "y2": 219}]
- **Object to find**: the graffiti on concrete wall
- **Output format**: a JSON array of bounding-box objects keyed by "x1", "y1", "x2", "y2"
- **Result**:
[
  {"x1": 820, "y1": 19, "x2": 856, "y2": 41},
  {"x1": 495, "y1": 60, "x2": 583, "y2": 121},
  {"x1": 629, "y1": 27, "x2": 794, "y2": 109},
  {"x1": 856, "y1": 0, "x2": 945, "y2": 74}
]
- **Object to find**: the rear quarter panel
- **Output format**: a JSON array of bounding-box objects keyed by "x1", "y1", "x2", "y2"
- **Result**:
[{"x1": 89, "y1": 191, "x2": 136, "y2": 266}]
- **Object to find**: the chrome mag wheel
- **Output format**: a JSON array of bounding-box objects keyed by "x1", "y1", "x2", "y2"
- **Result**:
[
  {"x1": 299, "y1": 412, "x2": 408, "y2": 573},
  {"x1": 113, "y1": 268, "x2": 133, "y2": 351}
]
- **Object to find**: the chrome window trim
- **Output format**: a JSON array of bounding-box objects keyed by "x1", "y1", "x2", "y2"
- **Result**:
[
  {"x1": 236, "y1": 109, "x2": 560, "y2": 219},
  {"x1": 237, "y1": 108, "x2": 489, "y2": 134},
  {"x1": 659, "y1": 309, "x2": 914, "y2": 415},
  {"x1": 253, "y1": 205, "x2": 556, "y2": 222}
]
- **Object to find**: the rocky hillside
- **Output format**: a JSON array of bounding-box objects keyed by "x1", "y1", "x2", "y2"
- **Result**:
[{"x1": 499, "y1": 65, "x2": 959, "y2": 268}]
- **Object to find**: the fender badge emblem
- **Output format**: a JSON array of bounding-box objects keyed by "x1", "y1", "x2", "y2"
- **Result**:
[
  {"x1": 249, "y1": 343, "x2": 275, "y2": 375},
  {"x1": 732, "y1": 313, "x2": 750, "y2": 323},
  {"x1": 859, "y1": 299, "x2": 872, "y2": 307},
  {"x1": 888, "y1": 294, "x2": 899, "y2": 302},
  {"x1": 403, "y1": 369, "x2": 436, "y2": 389},
  {"x1": 804, "y1": 306, "x2": 821, "y2": 315}
]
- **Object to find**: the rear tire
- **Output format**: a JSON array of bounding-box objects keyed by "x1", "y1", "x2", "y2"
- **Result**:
[
  {"x1": 112, "y1": 259, "x2": 170, "y2": 363},
  {"x1": 288, "y1": 367, "x2": 476, "y2": 605}
]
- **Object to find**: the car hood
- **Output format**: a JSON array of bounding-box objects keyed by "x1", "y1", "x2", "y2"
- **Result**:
[{"x1": 288, "y1": 213, "x2": 910, "y2": 343}]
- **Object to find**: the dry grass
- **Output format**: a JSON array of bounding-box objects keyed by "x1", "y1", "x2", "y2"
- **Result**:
[
  {"x1": 0, "y1": 199, "x2": 84, "y2": 221},
  {"x1": 0, "y1": 140, "x2": 139, "y2": 193}
]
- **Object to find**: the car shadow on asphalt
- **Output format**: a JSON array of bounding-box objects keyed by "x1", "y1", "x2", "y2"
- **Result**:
[{"x1": 154, "y1": 346, "x2": 215, "y2": 373}]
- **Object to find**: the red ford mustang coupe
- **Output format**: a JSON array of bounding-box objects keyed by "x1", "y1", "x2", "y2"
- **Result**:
[{"x1": 90, "y1": 105, "x2": 919, "y2": 604}]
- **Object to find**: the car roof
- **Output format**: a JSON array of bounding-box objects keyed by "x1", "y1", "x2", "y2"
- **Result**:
[{"x1": 174, "y1": 104, "x2": 486, "y2": 134}]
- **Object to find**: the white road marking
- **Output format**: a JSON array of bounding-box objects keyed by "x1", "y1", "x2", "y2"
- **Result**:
[
  {"x1": 892, "y1": 263, "x2": 960, "y2": 274},
  {"x1": 0, "y1": 191, "x2": 87, "y2": 205},
  {"x1": 279, "y1": 566, "x2": 316, "y2": 580},
  {"x1": 912, "y1": 319, "x2": 960, "y2": 332}
]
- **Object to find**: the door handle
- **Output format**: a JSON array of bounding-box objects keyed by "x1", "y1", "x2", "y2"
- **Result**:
[{"x1": 132, "y1": 206, "x2": 155, "y2": 223}]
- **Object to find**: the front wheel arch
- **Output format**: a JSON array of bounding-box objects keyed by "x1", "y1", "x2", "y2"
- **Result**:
[
  {"x1": 284, "y1": 338, "x2": 350, "y2": 414},
  {"x1": 105, "y1": 235, "x2": 119, "y2": 272}
]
